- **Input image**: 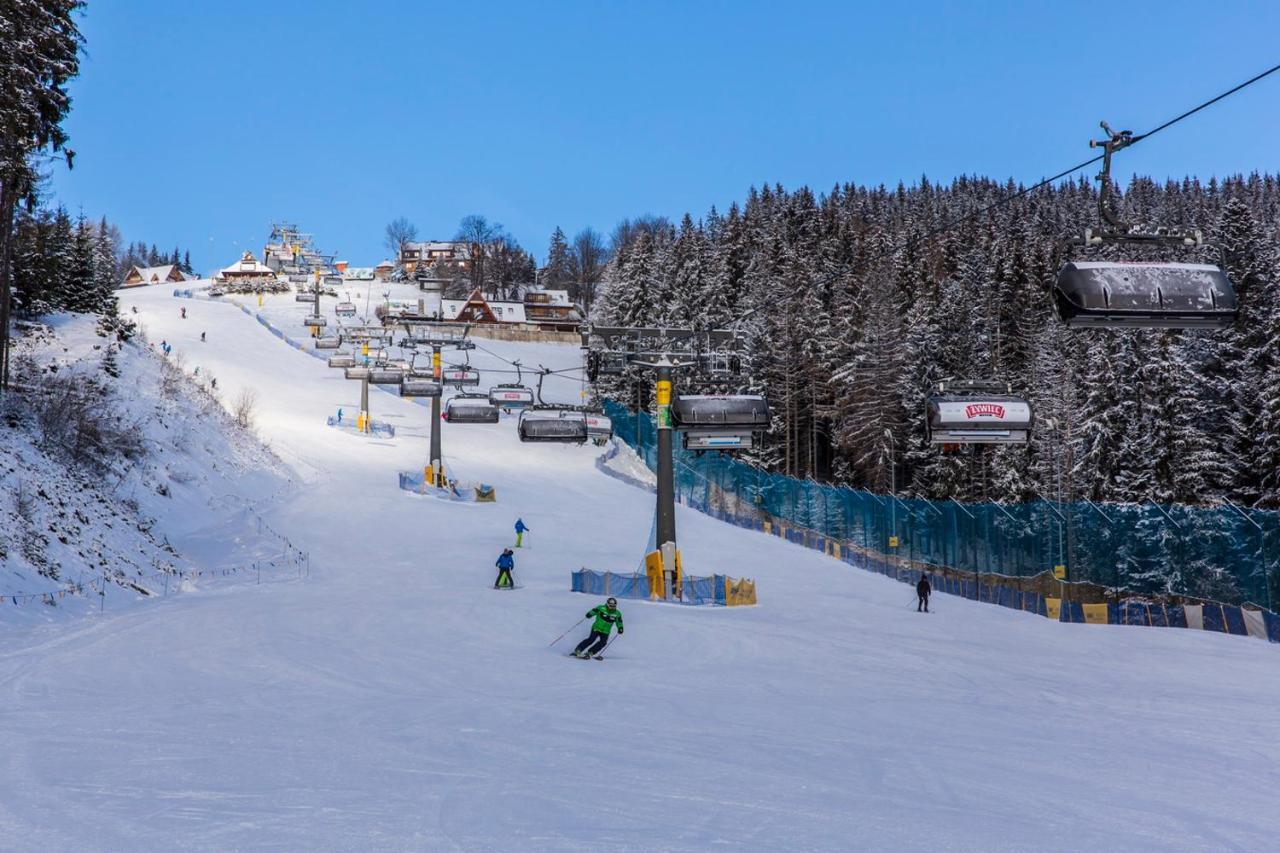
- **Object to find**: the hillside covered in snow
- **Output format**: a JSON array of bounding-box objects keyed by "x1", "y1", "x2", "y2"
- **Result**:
[{"x1": 0, "y1": 312, "x2": 293, "y2": 627}]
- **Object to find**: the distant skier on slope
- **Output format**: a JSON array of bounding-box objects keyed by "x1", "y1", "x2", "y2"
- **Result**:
[
  {"x1": 573, "y1": 598, "x2": 623, "y2": 658},
  {"x1": 514, "y1": 518, "x2": 530, "y2": 548},
  {"x1": 494, "y1": 548, "x2": 515, "y2": 589},
  {"x1": 917, "y1": 573, "x2": 932, "y2": 613}
]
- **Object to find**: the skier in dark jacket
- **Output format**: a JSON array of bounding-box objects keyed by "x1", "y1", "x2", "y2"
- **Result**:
[
  {"x1": 573, "y1": 598, "x2": 623, "y2": 658},
  {"x1": 917, "y1": 574, "x2": 932, "y2": 612},
  {"x1": 494, "y1": 548, "x2": 515, "y2": 589},
  {"x1": 514, "y1": 518, "x2": 530, "y2": 548}
]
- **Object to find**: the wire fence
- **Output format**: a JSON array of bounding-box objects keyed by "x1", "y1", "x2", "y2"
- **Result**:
[{"x1": 604, "y1": 401, "x2": 1279, "y2": 610}]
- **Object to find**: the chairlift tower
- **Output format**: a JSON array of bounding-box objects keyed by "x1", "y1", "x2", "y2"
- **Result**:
[
  {"x1": 400, "y1": 324, "x2": 476, "y2": 490},
  {"x1": 585, "y1": 322, "x2": 763, "y2": 599}
]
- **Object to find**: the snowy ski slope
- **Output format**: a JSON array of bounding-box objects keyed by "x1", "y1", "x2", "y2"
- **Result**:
[{"x1": 1, "y1": 287, "x2": 1278, "y2": 852}]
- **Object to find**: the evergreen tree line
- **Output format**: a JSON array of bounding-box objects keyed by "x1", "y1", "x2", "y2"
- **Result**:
[
  {"x1": 0, "y1": 0, "x2": 84, "y2": 389},
  {"x1": 118, "y1": 241, "x2": 194, "y2": 277},
  {"x1": 594, "y1": 174, "x2": 1280, "y2": 510},
  {"x1": 7, "y1": 203, "x2": 182, "y2": 318}
]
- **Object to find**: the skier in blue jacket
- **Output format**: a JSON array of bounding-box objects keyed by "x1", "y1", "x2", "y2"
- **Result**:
[
  {"x1": 494, "y1": 548, "x2": 515, "y2": 589},
  {"x1": 514, "y1": 518, "x2": 530, "y2": 548}
]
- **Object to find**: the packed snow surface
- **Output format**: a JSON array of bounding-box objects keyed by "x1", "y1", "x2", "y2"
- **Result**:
[{"x1": 1, "y1": 287, "x2": 1278, "y2": 851}]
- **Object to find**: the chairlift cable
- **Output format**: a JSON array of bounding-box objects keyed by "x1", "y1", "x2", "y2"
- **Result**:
[{"x1": 830, "y1": 61, "x2": 1280, "y2": 280}]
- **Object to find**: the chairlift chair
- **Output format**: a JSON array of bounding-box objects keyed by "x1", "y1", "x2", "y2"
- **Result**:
[
  {"x1": 1052, "y1": 122, "x2": 1239, "y2": 329},
  {"x1": 670, "y1": 394, "x2": 770, "y2": 452},
  {"x1": 488, "y1": 384, "x2": 535, "y2": 410},
  {"x1": 328, "y1": 355, "x2": 357, "y2": 368},
  {"x1": 1054, "y1": 260, "x2": 1237, "y2": 329},
  {"x1": 586, "y1": 350, "x2": 631, "y2": 381},
  {"x1": 303, "y1": 316, "x2": 327, "y2": 328},
  {"x1": 925, "y1": 379, "x2": 1032, "y2": 445},
  {"x1": 335, "y1": 301, "x2": 357, "y2": 317},
  {"x1": 444, "y1": 393, "x2": 499, "y2": 423},
  {"x1": 517, "y1": 408, "x2": 588, "y2": 443},
  {"x1": 400, "y1": 379, "x2": 443, "y2": 398},
  {"x1": 442, "y1": 366, "x2": 480, "y2": 387},
  {"x1": 295, "y1": 292, "x2": 316, "y2": 303},
  {"x1": 344, "y1": 366, "x2": 371, "y2": 380},
  {"x1": 367, "y1": 367, "x2": 404, "y2": 386},
  {"x1": 314, "y1": 337, "x2": 342, "y2": 350}
]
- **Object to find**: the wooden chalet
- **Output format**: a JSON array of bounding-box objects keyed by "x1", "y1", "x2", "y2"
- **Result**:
[{"x1": 121, "y1": 264, "x2": 187, "y2": 288}]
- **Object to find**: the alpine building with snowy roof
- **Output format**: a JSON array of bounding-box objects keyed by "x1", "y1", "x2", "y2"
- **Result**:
[
  {"x1": 441, "y1": 288, "x2": 526, "y2": 324},
  {"x1": 398, "y1": 241, "x2": 473, "y2": 275},
  {"x1": 523, "y1": 287, "x2": 583, "y2": 331},
  {"x1": 217, "y1": 251, "x2": 279, "y2": 281},
  {"x1": 121, "y1": 264, "x2": 190, "y2": 288}
]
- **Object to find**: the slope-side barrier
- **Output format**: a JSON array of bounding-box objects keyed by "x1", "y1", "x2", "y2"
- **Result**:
[
  {"x1": 571, "y1": 569, "x2": 756, "y2": 606},
  {"x1": 603, "y1": 402, "x2": 1279, "y2": 645}
]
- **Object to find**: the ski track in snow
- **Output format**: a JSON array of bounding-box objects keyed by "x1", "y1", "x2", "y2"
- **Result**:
[{"x1": 0, "y1": 287, "x2": 1277, "y2": 851}]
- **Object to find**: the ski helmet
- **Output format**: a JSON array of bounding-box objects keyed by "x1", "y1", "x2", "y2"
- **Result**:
[{"x1": 606, "y1": 597, "x2": 617, "y2": 607}]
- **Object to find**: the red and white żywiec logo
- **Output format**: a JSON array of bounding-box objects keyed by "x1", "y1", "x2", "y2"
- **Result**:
[{"x1": 965, "y1": 403, "x2": 1005, "y2": 419}]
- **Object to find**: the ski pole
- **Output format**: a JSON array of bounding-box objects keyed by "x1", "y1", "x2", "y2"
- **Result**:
[
  {"x1": 549, "y1": 616, "x2": 587, "y2": 647},
  {"x1": 598, "y1": 633, "x2": 623, "y2": 656}
]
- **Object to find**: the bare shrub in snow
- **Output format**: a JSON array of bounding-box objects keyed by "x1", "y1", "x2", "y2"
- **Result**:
[
  {"x1": 233, "y1": 388, "x2": 258, "y2": 431},
  {"x1": 20, "y1": 365, "x2": 147, "y2": 474},
  {"x1": 13, "y1": 478, "x2": 35, "y2": 522}
]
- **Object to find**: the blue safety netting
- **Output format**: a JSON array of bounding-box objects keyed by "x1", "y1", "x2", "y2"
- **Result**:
[
  {"x1": 571, "y1": 570, "x2": 729, "y2": 606},
  {"x1": 605, "y1": 400, "x2": 1280, "y2": 609}
]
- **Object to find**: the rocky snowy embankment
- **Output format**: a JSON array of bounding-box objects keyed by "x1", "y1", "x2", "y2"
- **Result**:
[{"x1": 0, "y1": 313, "x2": 292, "y2": 628}]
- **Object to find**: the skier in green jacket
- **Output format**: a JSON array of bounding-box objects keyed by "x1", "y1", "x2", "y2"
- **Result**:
[{"x1": 573, "y1": 598, "x2": 623, "y2": 658}]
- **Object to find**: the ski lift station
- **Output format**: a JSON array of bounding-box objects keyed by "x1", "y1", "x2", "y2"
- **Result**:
[{"x1": 925, "y1": 380, "x2": 1033, "y2": 445}]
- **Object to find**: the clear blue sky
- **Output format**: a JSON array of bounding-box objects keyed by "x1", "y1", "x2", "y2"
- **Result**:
[{"x1": 48, "y1": 0, "x2": 1280, "y2": 275}]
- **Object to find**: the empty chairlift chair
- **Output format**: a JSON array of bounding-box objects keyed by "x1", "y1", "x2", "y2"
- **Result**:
[
  {"x1": 1053, "y1": 261, "x2": 1237, "y2": 329},
  {"x1": 303, "y1": 316, "x2": 326, "y2": 328},
  {"x1": 517, "y1": 409, "x2": 588, "y2": 443},
  {"x1": 488, "y1": 384, "x2": 535, "y2": 410},
  {"x1": 295, "y1": 292, "x2": 316, "y2": 303},
  {"x1": 400, "y1": 379, "x2": 442, "y2": 398},
  {"x1": 344, "y1": 366, "x2": 371, "y2": 380},
  {"x1": 442, "y1": 366, "x2": 480, "y2": 387},
  {"x1": 367, "y1": 367, "x2": 404, "y2": 386},
  {"x1": 314, "y1": 336, "x2": 342, "y2": 350},
  {"x1": 1052, "y1": 122, "x2": 1239, "y2": 330},
  {"x1": 328, "y1": 354, "x2": 357, "y2": 368},
  {"x1": 669, "y1": 395, "x2": 770, "y2": 451},
  {"x1": 334, "y1": 301, "x2": 357, "y2": 318},
  {"x1": 925, "y1": 380, "x2": 1032, "y2": 445},
  {"x1": 444, "y1": 394, "x2": 499, "y2": 423}
]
